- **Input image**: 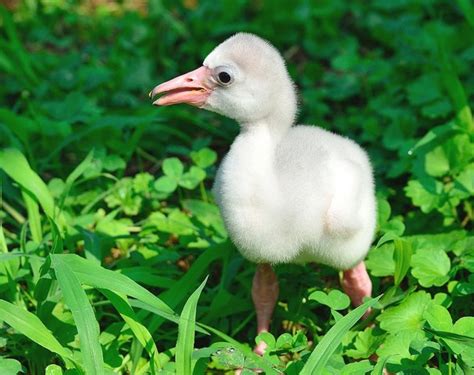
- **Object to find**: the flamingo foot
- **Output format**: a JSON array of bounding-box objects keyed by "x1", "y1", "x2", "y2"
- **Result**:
[
  {"x1": 252, "y1": 264, "x2": 279, "y2": 355},
  {"x1": 341, "y1": 261, "x2": 372, "y2": 315}
]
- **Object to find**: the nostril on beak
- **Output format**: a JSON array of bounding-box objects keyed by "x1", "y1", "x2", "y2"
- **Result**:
[{"x1": 185, "y1": 77, "x2": 193, "y2": 82}]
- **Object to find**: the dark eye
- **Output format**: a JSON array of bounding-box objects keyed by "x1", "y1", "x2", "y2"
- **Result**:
[
  {"x1": 214, "y1": 66, "x2": 234, "y2": 86},
  {"x1": 218, "y1": 71, "x2": 231, "y2": 84}
]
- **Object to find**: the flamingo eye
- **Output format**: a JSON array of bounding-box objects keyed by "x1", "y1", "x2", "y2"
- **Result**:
[{"x1": 214, "y1": 66, "x2": 234, "y2": 86}]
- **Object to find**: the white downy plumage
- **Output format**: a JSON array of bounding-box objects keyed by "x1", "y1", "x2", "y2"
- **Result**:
[
  {"x1": 203, "y1": 33, "x2": 376, "y2": 270},
  {"x1": 150, "y1": 33, "x2": 376, "y2": 354}
]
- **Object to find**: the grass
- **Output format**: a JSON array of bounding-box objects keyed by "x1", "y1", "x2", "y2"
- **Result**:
[{"x1": 0, "y1": 1, "x2": 473, "y2": 374}]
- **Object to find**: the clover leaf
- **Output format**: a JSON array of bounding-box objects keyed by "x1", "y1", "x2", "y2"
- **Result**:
[
  {"x1": 411, "y1": 248, "x2": 451, "y2": 287},
  {"x1": 308, "y1": 289, "x2": 350, "y2": 310},
  {"x1": 162, "y1": 157, "x2": 184, "y2": 179},
  {"x1": 377, "y1": 291, "x2": 432, "y2": 335},
  {"x1": 190, "y1": 147, "x2": 217, "y2": 169},
  {"x1": 179, "y1": 166, "x2": 206, "y2": 189}
]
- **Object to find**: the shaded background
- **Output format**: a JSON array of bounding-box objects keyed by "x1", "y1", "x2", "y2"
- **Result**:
[{"x1": 0, "y1": 0, "x2": 473, "y2": 374}]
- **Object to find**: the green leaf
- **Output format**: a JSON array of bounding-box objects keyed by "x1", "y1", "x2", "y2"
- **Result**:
[
  {"x1": 366, "y1": 243, "x2": 395, "y2": 277},
  {"x1": 100, "y1": 289, "x2": 161, "y2": 371},
  {"x1": 453, "y1": 276, "x2": 474, "y2": 296},
  {"x1": 409, "y1": 121, "x2": 462, "y2": 155},
  {"x1": 149, "y1": 209, "x2": 196, "y2": 236},
  {"x1": 300, "y1": 296, "x2": 380, "y2": 375},
  {"x1": 102, "y1": 154, "x2": 126, "y2": 171},
  {"x1": 210, "y1": 345, "x2": 246, "y2": 369},
  {"x1": 345, "y1": 326, "x2": 385, "y2": 359},
  {"x1": 424, "y1": 304, "x2": 453, "y2": 332},
  {"x1": 153, "y1": 176, "x2": 178, "y2": 194},
  {"x1": 376, "y1": 330, "x2": 426, "y2": 365},
  {"x1": 0, "y1": 358, "x2": 23, "y2": 375},
  {"x1": 162, "y1": 157, "x2": 184, "y2": 179},
  {"x1": 377, "y1": 291, "x2": 432, "y2": 335},
  {"x1": 65, "y1": 150, "x2": 95, "y2": 187},
  {"x1": 426, "y1": 327, "x2": 474, "y2": 345},
  {"x1": 76, "y1": 227, "x2": 101, "y2": 265},
  {"x1": 421, "y1": 98, "x2": 452, "y2": 118},
  {"x1": 452, "y1": 317, "x2": 474, "y2": 343},
  {"x1": 376, "y1": 198, "x2": 391, "y2": 228},
  {"x1": 439, "y1": 316, "x2": 474, "y2": 369},
  {"x1": 0, "y1": 148, "x2": 57, "y2": 220},
  {"x1": 51, "y1": 255, "x2": 104, "y2": 375},
  {"x1": 407, "y1": 74, "x2": 442, "y2": 106},
  {"x1": 182, "y1": 199, "x2": 227, "y2": 237},
  {"x1": 411, "y1": 248, "x2": 451, "y2": 287},
  {"x1": 138, "y1": 244, "x2": 231, "y2": 336},
  {"x1": 22, "y1": 190, "x2": 42, "y2": 243},
  {"x1": 199, "y1": 322, "x2": 285, "y2": 374},
  {"x1": 425, "y1": 146, "x2": 450, "y2": 177},
  {"x1": 340, "y1": 359, "x2": 373, "y2": 375},
  {"x1": 190, "y1": 148, "x2": 217, "y2": 169},
  {"x1": 176, "y1": 277, "x2": 208, "y2": 375},
  {"x1": 45, "y1": 364, "x2": 63, "y2": 375},
  {"x1": 454, "y1": 163, "x2": 474, "y2": 196},
  {"x1": 371, "y1": 356, "x2": 390, "y2": 375},
  {"x1": 457, "y1": 0, "x2": 474, "y2": 28},
  {"x1": 275, "y1": 333, "x2": 293, "y2": 349},
  {"x1": 436, "y1": 35, "x2": 474, "y2": 133},
  {"x1": 393, "y1": 239, "x2": 412, "y2": 286},
  {"x1": 404, "y1": 179, "x2": 443, "y2": 213},
  {"x1": 0, "y1": 300, "x2": 74, "y2": 363},
  {"x1": 179, "y1": 166, "x2": 206, "y2": 190},
  {"x1": 256, "y1": 331, "x2": 276, "y2": 349},
  {"x1": 406, "y1": 74, "x2": 441, "y2": 106},
  {"x1": 52, "y1": 254, "x2": 176, "y2": 320},
  {"x1": 308, "y1": 289, "x2": 351, "y2": 310},
  {"x1": 132, "y1": 172, "x2": 153, "y2": 194}
]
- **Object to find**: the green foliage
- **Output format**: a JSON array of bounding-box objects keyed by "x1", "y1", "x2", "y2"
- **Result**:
[
  {"x1": 176, "y1": 277, "x2": 207, "y2": 375},
  {"x1": 0, "y1": 1, "x2": 473, "y2": 374},
  {"x1": 308, "y1": 289, "x2": 351, "y2": 310}
]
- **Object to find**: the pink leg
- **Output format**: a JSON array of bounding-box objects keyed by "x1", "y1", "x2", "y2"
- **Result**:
[
  {"x1": 252, "y1": 263, "x2": 279, "y2": 355},
  {"x1": 341, "y1": 261, "x2": 372, "y2": 307}
]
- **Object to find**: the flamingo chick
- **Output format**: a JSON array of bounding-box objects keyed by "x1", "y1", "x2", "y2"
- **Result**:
[{"x1": 150, "y1": 33, "x2": 375, "y2": 354}]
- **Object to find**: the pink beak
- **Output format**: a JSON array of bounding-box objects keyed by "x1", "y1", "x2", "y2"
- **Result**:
[{"x1": 149, "y1": 66, "x2": 214, "y2": 107}]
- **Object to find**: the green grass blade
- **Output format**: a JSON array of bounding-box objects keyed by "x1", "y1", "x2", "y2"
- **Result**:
[
  {"x1": 0, "y1": 148, "x2": 58, "y2": 221},
  {"x1": 75, "y1": 227, "x2": 101, "y2": 264},
  {"x1": 22, "y1": 190, "x2": 42, "y2": 243},
  {"x1": 0, "y1": 299, "x2": 74, "y2": 363},
  {"x1": 0, "y1": 222, "x2": 7, "y2": 254},
  {"x1": 424, "y1": 327, "x2": 474, "y2": 345},
  {"x1": 176, "y1": 276, "x2": 207, "y2": 375},
  {"x1": 371, "y1": 356, "x2": 391, "y2": 375},
  {"x1": 0, "y1": 6, "x2": 38, "y2": 85},
  {"x1": 436, "y1": 34, "x2": 474, "y2": 133},
  {"x1": 393, "y1": 239, "x2": 412, "y2": 286},
  {"x1": 58, "y1": 150, "x2": 95, "y2": 211},
  {"x1": 100, "y1": 289, "x2": 161, "y2": 373},
  {"x1": 300, "y1": 296, "x2": 381, "y2": 375},
  {"x1": 0, "y1": 187, "x2": 9, "y2": 273},
  {"x1": 0, "y1": 184, "x2": 9, "y2": 277},
  {"x1": 65, "y1": 150, "x2": 94, "y2": 186},
  {"x1": 457, "y1": 0, "x2": 474, "y2": 28},
  {"x1": 51, "y1": 255, "x2": 104, "y2": 375},
  {"x1": 129, "y1": 299, "x2": 210, "y2": 334},
  {"x1": 55, "y1": 254, "x2": 176, "y2": 319},
  {"x1": 143, "y1": 243, "x2": 230, "y2": 334}
]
